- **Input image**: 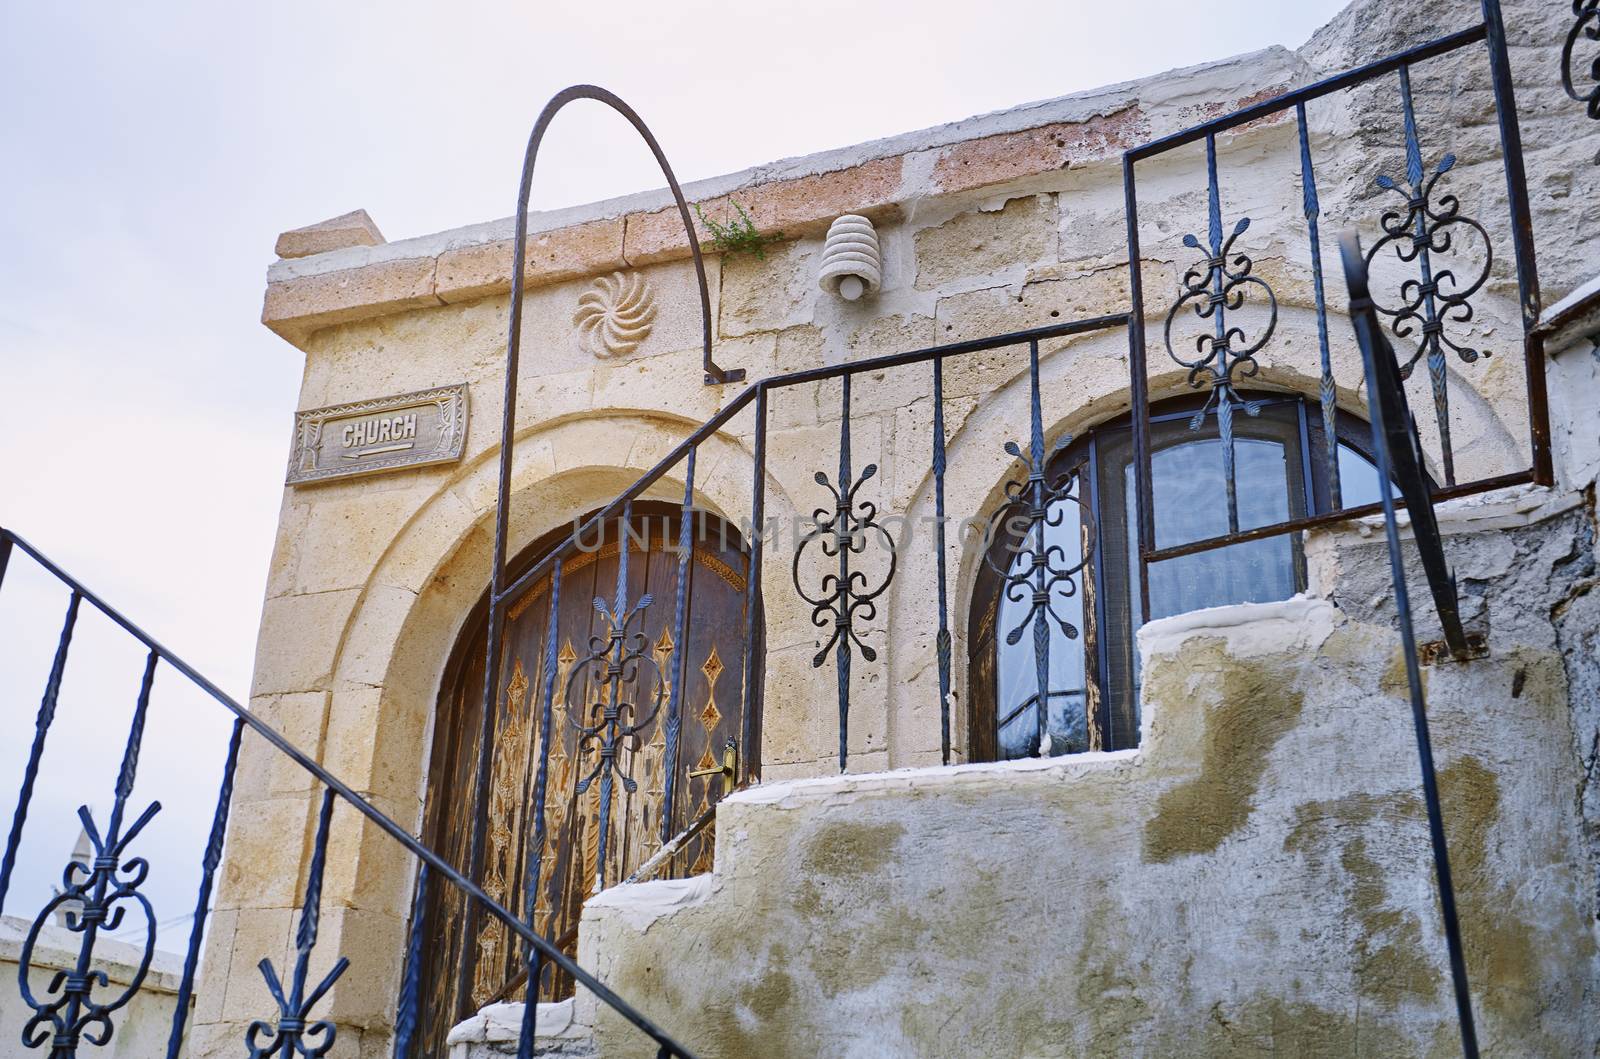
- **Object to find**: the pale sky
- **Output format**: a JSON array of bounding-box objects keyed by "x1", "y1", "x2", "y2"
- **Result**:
[{"x1": 0, "y1": 0, "x2": 1350, "y2": 942}]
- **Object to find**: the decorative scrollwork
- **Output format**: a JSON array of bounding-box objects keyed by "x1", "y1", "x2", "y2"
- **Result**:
[
  {"x1": 1565, "y1": 0, "x2": 1600, "y2": 161},
  {"x1": 1364, "y1": 153, "x2": 1492, "y2": 376},
  {"x1": 563, "y1": 522, "x2": 664, "y2": 889},
  {"x1": 1162, "y1": 133, "x2": 1278, "y2": 532},
  {"x1": 565, "y1": 591, "x2": 664, "y2": 801},
  {"x1": 793, "y1": 376, "x2": 897, "y2": 772},
  {"x1": 1162, "y1": 214, "x2": 1277, "y2": 412},
  {"x1": 984, "y1": 340, "x2": 1094, "y2": 758},
  {"x1": 982, "y1": 438, "x2": 1089, "y2": 650},
  {"x1": 246, "y1": 791, "x2": 349, "y2": 1059},
  {"x1": 245, "y1": 960, "x2": 347, "y2": 1059},
  {"x1": 792, "y1": 463, "x2": 898, "y2": 671},
  {"x1": 19, "y1": 803, "x2": 160, "y2": 1054},
  {"x1": 1363, "y1": 66, "x2": 1492, "y2": 486}
]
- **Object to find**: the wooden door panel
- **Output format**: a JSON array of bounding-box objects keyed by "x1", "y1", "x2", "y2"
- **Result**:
[{"x1": 415, "y1": 512, "x2": 749, "y2": 1055}]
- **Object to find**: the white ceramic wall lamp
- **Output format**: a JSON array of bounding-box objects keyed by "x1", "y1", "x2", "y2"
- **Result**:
[{"x1": 818, "y1": 214, "x2": 882, "y2": 301}]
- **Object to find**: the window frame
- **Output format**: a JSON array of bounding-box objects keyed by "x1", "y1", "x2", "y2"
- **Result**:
[{"x1": 967, "y1": 392, "x2": 1384, "y2": 763}]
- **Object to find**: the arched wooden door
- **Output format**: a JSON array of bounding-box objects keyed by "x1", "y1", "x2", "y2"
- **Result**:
[{"x1": 414, "y1": 505, "x2": 752, "y2": 1055}]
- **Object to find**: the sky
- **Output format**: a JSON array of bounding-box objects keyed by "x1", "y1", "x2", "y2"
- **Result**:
[{"x1": 0, "y1": 0, "x2": 1351, "y2": 948}]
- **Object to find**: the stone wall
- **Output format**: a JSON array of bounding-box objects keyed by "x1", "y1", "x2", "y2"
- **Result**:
[{"x1": 189, "y1": 0, "x2": 1600, "y2": 1052}]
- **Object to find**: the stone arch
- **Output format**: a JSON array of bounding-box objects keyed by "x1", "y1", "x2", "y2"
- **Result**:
[
  {"x1": 880, "y1": 324, "x2": 1135, "y2": 768},
  {"x1": 283, "y1": 410, "x2": 792, "y2": 1045},
  {"x1": 881, "y1": 300, "x2": 1518, "y2": 766},
  {"x1": 322, "y1": 411, "x2": 787, "y2": 822}
]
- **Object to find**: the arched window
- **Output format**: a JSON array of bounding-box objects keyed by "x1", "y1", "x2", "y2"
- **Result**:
[{"x1": 968, "y1": 393, "x2": 1384, "y2": 762}]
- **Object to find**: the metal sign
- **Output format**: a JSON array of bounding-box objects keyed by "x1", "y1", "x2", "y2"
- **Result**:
[{"x1": 286, "y1": 383, "x2": 468, "y2": 485}]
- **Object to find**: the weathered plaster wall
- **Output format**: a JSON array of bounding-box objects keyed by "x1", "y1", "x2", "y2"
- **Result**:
[
  {"x1": 577, "y1": 593, "x2": 1598, "y2": 1058},
  {"x1": 192, "y1": 0, "x2": 1600, "y2": 1051}
]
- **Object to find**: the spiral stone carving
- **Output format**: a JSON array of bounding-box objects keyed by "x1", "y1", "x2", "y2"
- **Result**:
[
  {"x1": 573, "y1": 271, "x2": 657, "y2": 358},
  {"x1": 818, "y1": 214, "x2": 882, "y2": 300}
]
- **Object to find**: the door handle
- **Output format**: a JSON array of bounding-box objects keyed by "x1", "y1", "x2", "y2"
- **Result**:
[{"x1": 687, "y1": 738, "x2": 738, "y2": 797}]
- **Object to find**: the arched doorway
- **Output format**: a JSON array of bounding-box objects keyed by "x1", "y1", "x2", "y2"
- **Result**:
[{"x1": 414, "y1": 503, "x2": 753, "y2": 1053}]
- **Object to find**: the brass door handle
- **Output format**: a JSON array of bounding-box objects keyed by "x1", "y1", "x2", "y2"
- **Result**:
[{"x1": 687, "y1": 738, "x2": 738, "y2": 797}]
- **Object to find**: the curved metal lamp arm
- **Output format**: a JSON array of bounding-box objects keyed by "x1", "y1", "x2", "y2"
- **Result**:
[
  {"x1": 465, "y1": 88, "x2": 743, "y2": 1007},
  {"x1": 507, "y1": 84, "x2": 740, "y2": 390}
]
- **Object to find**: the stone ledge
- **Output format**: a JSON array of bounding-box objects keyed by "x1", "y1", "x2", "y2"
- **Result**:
[
  {"x1": 262, "y1": 257, "x2": 442, "y2": 345},
  {"x1": 622, "y1": 156, "x2": 905, "y2": 266},
  {"x1": 446, "y1": 999, "x2": 595, "y2": 1058},
  {"x1": 259, "y1": 46, "x2": 1302, "y2": 350},
  {"x1": 436, "y1": 219, "x2": 626, "y2": 305},
  {"x1": 1534, "y1": 269, "x2": 1600, "y2": 347},
  {"x1": 930, "y1": 105, "x2": 1150, "y2": 194}
]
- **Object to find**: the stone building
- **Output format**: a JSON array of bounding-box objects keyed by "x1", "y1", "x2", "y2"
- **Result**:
[{"x1": 31, "y1": 0, "x2": 1590, "y2": 1055}]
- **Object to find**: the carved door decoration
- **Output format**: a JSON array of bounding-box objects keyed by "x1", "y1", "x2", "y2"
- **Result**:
[{"x1": 414, "y1": 509, "x2": 750, "y2": 1055}]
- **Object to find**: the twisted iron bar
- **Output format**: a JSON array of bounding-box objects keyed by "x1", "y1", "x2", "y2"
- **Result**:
[
  {"x1": 516, "y1": 558, "x2": 563, "y2": 1057},
  {"x1": 932, "y1": 359, "x2": 953, "y2": 765},
  {"x1": 739, "y1": 391, "x2": 769, "y2": 785},
  {"x1": 1564, "y1": 0, "x2": 1600, "y2": 161},
  {"x1": 660, "y1": 450, "x2": 698, "y2": 844},
  {"x1": 1363, "y1": 64, "x2": 1493, "y2": 487},
  {"x1": 1162, "y1": 133, "x2": 1278, "y2": 533},
  {"x1": 246, "y1": 789, "x2": 349, "y2": 1059},
  {"x1": 1296, "y1": 102, "x2": 1342, "y2": 509},
  {"x1": 792, "y1": 375, "x2": 897, "y2": 772},
  {"x1": 166, "y1": 715, "x2": 246, "y2": 1058},
  {"x1": 982, "y1": 341, "x2": 1093, "y2": 757},
  {"x1": 392, "y1": 864, "x2": 428, "y2": 1059},
  {"x1": 0, "y1": 591, "x2": 81, "y2": 915},
  {"x1": 566, "y1": 505, "x2": 664, "y2": 890},
  {"x1": 19, "y1": 651, "x2": 161, "y2": 1057}
]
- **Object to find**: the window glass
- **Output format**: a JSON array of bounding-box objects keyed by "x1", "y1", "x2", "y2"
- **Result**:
[
  {"x1": 994, "y1": 476, "x2": 1089, "y2": 758},
  {"x1": 1337, "y1": 443, "x2": 1384, "y2": 510},
  {"x1": 1131, "y1": 436, "x2": 1299, "y2": 626},
  {"x1": 979, "y1": 395, "x2": 1388, "y2": 763}
]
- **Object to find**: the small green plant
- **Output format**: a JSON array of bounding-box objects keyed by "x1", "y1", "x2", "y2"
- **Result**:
[{"x1": 694, "y1": 200, "x2": 784, "y2": 260}]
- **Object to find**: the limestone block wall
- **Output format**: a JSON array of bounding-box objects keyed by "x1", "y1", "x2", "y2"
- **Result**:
[{"x1": 186, "y1": 0, "x2": 1600, "y2": 1051}]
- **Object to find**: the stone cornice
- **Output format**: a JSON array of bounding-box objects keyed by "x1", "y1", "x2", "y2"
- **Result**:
[{"x1": 262, "y1": 45, "x2": 1302, "y2": 349}]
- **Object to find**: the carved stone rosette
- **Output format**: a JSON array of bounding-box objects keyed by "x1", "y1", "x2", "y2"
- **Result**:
[{"x1": 573, "y1": 271, "x2": 657, "y2": 358}]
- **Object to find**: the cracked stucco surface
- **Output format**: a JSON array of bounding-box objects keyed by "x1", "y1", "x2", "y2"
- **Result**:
[{"x1": 575, "y1": 594, "x2": 1597, "y2": 1058}]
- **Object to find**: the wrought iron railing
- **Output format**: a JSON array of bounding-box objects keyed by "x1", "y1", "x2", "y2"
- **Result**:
[
  {"x1": 1339, "y1": 229, "x2": 1482, "y2": 1056},
  {"x1": 441, "y1": 0, "x2": 1561, "y2": 1043},
  {"x1": 0, "y1": 528, "x2": 695, "y2": 1058},
  {"x1": 2, "y1": 1, "x2": 1580, "y2": 1055},
  {"x1": 1120, "y1": 1, "x2": 1548, "y2": 614},
  {"x1": 461, "y1": 3, "x2": 1558, "y2": 1052},
  {"x1": 428, "y1": 312, "x2": 1131, "y2": 1033},
  {"x1": 1565, "y1": 0, "x2": 1600, "y2": 155}
]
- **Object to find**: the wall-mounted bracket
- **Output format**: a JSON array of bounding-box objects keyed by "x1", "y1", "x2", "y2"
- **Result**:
[{"x1": 1420, "y1": 631, "x2": 1490, "y2": 666}]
